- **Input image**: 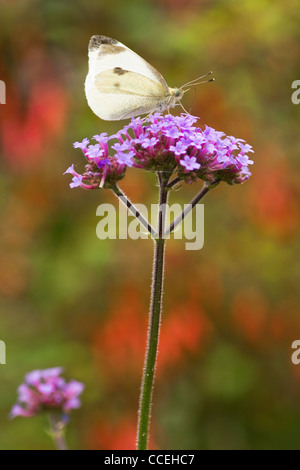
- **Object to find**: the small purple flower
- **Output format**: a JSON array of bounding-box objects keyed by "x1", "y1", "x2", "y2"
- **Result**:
[
  {"x1": 169, "y1": 141, "x2": 188, "y2": 156},
  {"x1": 85, "y1": 144, "x2": 104, "y2": 159},
  {"x1": 25, "y1": 369, "x2": 46, "y2": 385},
  {"x1": 204, "y1": 141, "x2": 216, "y2": 155},
  {"x1": 163, "y1": 126, "x2": 184, "y2": 139},
  {"x1": 10, "y1": 368, "x2": 84, "y2": 419},
  {"x1": 73, "y1": 138, "x2": 89, "y2": 150},
  {"x1": 239, "y1": 143, "x2": 254, "y2": 154},
  {"x1": 70, "y1": 175, "x2": 83, "y2": 188},
  {"x1": 93, "y1": 133, "x2": 109, "y2": 143},
  {"x1": 190, "y1": 133, "x2": 205, "y2": 148},
  {"x1": 116, "y1": 150, "x2": 135, "y2": 167},
  {"x1": 62, "y1": 381, "x2": 85, "y2": 411},
  {"x1": 237, "y1": 153, "x2": 254, "y2": 166},
  {"x1": 180, "y1": 155, "x2": 201, "y2": 171},
  {"x1": 63, "y1": 164, "x2": 76, "y2": 176},
  {"x1": 112, "y1": 141, "x2": 132, "y2": 152},
  {"x1": 139, "y1": 137, "x2": 159, "y2": 149},
  {"x1": 10, "y1": 404, "x2": 32, "y2": 418},
  {"x1": 134, "y1": 134, "x2": 150, "y2": 146}
]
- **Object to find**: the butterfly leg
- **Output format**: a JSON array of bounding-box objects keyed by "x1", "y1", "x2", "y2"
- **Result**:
[{"x1": 143, "y1": 112, "x2": 153, "y2": 123}]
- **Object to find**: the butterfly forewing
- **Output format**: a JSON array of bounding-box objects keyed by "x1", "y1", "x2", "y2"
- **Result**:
[
  {"x1": 85, "y1": 35, "x2": 174, "y2": 120},
  {"x1": 89, "y1": 36, "x2": 168, "y2": 89}
]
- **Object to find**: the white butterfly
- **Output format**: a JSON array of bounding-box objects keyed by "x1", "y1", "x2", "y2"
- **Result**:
[{"x1": 85, "y1": 35, "x2": 213, "y2": 121}]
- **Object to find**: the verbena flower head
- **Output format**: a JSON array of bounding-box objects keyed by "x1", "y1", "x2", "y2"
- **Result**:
[
  {"x1": 66, "y1": 113, "x2": 253, "y2": 189},
  {"x1": 10, "y1": 368, "x2": 84, "y2": 418}
]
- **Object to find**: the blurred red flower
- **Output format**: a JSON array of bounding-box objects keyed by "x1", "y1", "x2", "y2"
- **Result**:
[
  {"x1": 89, "y1": 414, "x2": 156, "y2": 450},
  {"x1": 1, "y1": 76, "x2": 68, "y2": 169},
  {"x1": 231, "y1": 290, "x2": 268, "y2": 345},
  {"x1": 249, "y1": 158, "x2": 298, "y2": 237},
  {"x1": 92, "y1": 286, "x2": 211, "y2": 381}
]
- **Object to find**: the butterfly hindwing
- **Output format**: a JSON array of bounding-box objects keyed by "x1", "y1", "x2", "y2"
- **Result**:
[
  {"x1": 87, "y1": 72, "x2": 165, "y2": 120},
  {"x1": 95, "y1": 68, "x2": 167, "y2": 97}
]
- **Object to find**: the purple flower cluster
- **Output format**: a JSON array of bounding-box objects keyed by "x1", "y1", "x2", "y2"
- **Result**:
[
  {"x1": 65, "y1": 134, "x2": 126, "y2": 189},
  {"x1": 10, "y1": 368, "x2": 84, "y2": 418},
  {"x1": 66, "y1": 113, "x2": 253, "y2": 189}
]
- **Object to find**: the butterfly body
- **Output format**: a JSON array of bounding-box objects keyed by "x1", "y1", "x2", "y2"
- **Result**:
[{"x1": 85, "y1": 35, "x2": 184, "y2": 121}]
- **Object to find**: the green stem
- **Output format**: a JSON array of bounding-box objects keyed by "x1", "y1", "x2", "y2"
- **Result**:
[
  {"x1": 137, "y1": 173, "x2": 168, "y2": 450},
  {"x1": 48, "y1": 414, "x2": 68, "y2": 451}
]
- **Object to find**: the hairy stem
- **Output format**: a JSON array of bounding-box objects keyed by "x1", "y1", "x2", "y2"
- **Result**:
[{"x1": 136, "y1": 173, "x2": 168, "y2": 450}]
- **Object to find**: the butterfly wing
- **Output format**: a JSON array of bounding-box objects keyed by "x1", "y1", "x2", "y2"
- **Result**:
[
  {"x1": 85, "y1": 35, "x2": 170, "y2": 120},
  {"x1": 91, "y1": 69, "x2": 168, "y2": 120}
]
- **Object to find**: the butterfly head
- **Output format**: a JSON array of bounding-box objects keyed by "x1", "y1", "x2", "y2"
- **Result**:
[
  {"x1": 167, "y1": 87, "x2": 186, "y2": 108},
  {"x1": 166, "y1": 72, "x2": 214, "y2": 111}
]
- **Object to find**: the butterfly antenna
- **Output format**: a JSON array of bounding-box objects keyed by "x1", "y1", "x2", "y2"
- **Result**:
[
  {"x1": 180, "y1": 71, "x2": 214, "y2": 89},
  {"x1": 183, "y1": 77, "x2": 215, "y2": 88}
]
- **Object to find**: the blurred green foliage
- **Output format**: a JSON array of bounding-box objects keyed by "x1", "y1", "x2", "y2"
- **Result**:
[{"x1": 0, "y1": 0, "x2": 300, "y2": 450}]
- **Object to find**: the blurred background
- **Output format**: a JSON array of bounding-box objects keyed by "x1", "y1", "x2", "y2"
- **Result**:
[{"x1": 0, "y1": 0, "x2": 300, "y2": 450}]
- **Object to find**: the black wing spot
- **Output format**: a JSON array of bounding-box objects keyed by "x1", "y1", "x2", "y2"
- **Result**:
[
  {"x1": 114, "y1": 82, "x2": 120, "y2": 88},
  {"x1": 89, "y1": 35, "x2": 118, "y2": 50},
  {"x1": 113, "y1": 67, "x2": 127, "y2": 76}
]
